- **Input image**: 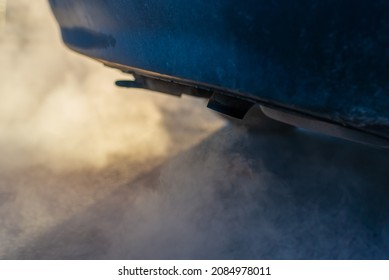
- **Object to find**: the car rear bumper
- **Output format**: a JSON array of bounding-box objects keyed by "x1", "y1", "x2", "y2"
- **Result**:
[{"x1": 49, "y1": 0, "x2": 389, "y2": 147}]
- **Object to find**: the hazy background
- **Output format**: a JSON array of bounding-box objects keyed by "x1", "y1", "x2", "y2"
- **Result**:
[{"x1": 1, "y1": 0, "x2": 389, "y2": 259}]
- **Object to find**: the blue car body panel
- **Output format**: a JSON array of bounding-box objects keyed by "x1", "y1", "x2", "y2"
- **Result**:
[{"x1": 49, "y1": 0, "x2": 389, "y2": 146}]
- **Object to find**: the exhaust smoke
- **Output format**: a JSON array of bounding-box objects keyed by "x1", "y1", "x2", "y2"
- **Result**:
[
  {"x1": 0, "y1": 0, "x2": 223, "y2": 257},
  {"x1": 1, "y1": 0, "x2": 389, "y2": 260}
]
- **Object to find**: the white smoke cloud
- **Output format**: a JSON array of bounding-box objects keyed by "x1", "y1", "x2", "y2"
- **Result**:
[
  {"x1": 0, "y1": 0, "x2": 223, "y2": 171},
  {"x1": 0, "y1": 0, "x2": 223, "y2": 257},
  {"x1": 1, "y1": 0, "x2": 389, "y2": 260}
]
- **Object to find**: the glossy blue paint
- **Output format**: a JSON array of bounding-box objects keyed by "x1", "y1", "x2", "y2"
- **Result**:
[{"x1": 49, "y1": 0, "x2": 389, "y2": 141}]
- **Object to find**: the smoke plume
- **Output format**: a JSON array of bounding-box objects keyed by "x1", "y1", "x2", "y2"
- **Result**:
[{"x1": 1, "y1": 0, "x2": 389, "y2": 260}]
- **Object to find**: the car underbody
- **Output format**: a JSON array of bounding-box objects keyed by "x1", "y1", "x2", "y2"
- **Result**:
[{"x1": 49, "y1": 0, "x2": 389, "y2": 148}]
